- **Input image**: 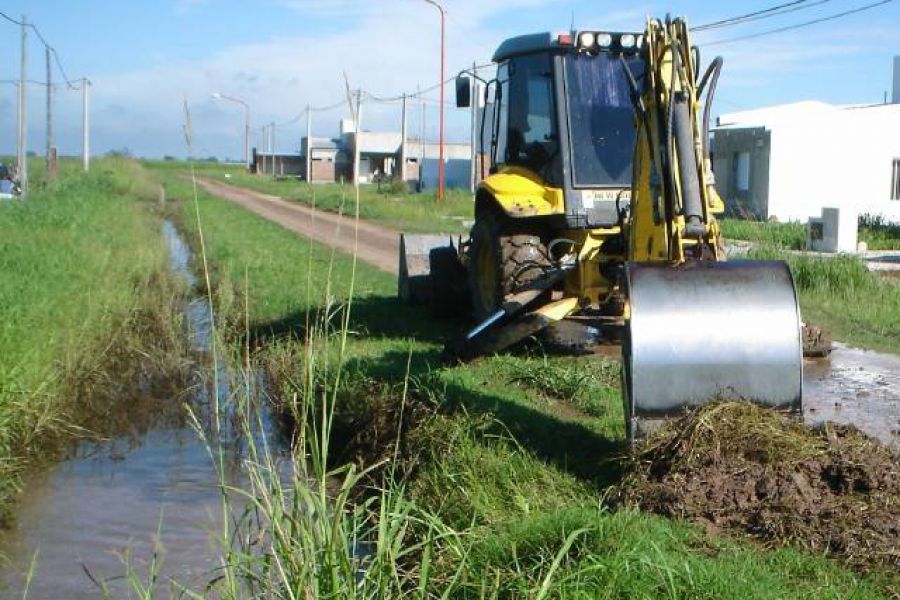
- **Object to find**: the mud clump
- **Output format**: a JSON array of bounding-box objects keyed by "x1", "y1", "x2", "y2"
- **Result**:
[{"x1": 615, "y1": 402, "x2": 900, "y2": 572}]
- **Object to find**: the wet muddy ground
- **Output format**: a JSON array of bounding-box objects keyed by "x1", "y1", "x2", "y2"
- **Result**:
[
  {"x1": 804, "y1": 344, "x2": 900, "y2": 449},
  {"x1": 0, "y1": 223, "x2": 286, "y2": 598}
]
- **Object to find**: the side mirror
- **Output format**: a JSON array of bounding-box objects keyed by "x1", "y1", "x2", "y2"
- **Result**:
[{"x1": 455, "y1": 75, "x2": 471, "y2": 108}]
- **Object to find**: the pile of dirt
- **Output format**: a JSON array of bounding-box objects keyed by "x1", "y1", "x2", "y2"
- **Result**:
[{"x1": 615, "y1": 402, "x2": 900, "y2": 572}]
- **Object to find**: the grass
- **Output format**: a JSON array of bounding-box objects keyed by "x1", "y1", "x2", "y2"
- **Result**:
[
  {"x1": 722, "y1": 214, "x2": 900, "y2": 252},
  {"x1": 150, "y1": 165, "x2": 899, "y2": 598},
  {"x1": 0, "y1": 157, "x2": 185, "y2": 523},
  {"x1": 144, "y1": 159, "x2": 474, "y2": 234},
  {"x1": 720, "y1": 218, "x2": 807, "y2": 250},
  {"x1": 859, "y1": 213, "x2": 900, "y2": 250},
  {"x1": 749, "y1": 246, "x2": 900, "y2": 353}
]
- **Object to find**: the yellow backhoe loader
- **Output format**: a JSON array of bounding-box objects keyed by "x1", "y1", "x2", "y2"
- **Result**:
[{"x1": 398, "y1": 17, "x2": 803, "y2": 439}]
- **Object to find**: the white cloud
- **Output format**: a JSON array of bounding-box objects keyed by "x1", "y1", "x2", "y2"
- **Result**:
[{"x1": 81, "y1": 0, "x2": 548, "y2": 157}]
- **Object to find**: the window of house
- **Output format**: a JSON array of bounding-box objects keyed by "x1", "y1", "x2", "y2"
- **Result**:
[{"x1": 892, "y1": 158, "x2": 900, "y2": 200}]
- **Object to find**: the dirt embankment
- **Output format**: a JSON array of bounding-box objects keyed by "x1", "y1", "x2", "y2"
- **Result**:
[
  {"x1": 616, "y1": 403, "x2": 900, "y2": 573},
  {"x1": 191, "y1": 177, "x2": 400, "y2": 273}
]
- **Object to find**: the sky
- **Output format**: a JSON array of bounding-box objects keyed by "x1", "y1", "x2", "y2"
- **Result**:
[{"x1": 1, "y1": 0, "x2": 898, "y2": 160}]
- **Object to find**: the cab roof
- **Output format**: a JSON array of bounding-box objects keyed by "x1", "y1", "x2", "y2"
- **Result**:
[{"x1": 492, "y1": 32, "x2": 564, "y2": 62}]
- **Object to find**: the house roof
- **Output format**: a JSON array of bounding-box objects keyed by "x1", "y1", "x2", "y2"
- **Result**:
[{"x1": 716, "y1": 100, "x2": 900, "y2": 130}]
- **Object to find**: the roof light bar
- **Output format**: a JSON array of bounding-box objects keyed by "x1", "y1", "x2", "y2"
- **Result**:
[{"x1": 575, "y1": 31, "x2": 642, "y2": 54}]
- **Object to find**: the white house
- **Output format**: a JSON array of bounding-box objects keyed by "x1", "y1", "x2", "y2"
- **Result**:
[{"x1": 712, "y1": 98, "x2": 900, "y2": 224}]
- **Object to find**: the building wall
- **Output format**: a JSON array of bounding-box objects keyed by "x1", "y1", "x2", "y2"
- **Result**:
[
  {"x1": 712, "y1": 127, "x2": 770, "y2": 219},
  {"x1": 253, "y1": 152, "x2": 304, "y2": 176},
  {"x1": 309, "y1": 157, "x2": 335, "y2": 183},
  {"x1": 715, "y1": 102, "x2": 900, "y2": 223},
  {"x1": 420, "y1": 158, "x2": 472, "y2": 191}
]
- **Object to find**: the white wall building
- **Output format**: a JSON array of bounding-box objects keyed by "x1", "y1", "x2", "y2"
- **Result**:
[{"x1": 712, "y1": 100, "x2": 900, "y2": 224}]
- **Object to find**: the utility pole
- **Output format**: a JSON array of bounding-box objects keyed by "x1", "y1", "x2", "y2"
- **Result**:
[
  {"x1": 305, "y1": 104, "x2": 312, "y2": 183},
  {"x1": 17, "y1": 15, "x2": 28, "y2": 195},
  {"x1": 82, "y1": 79, "x2": 91, "y2": 172},
  {"x1": 437, "y1": 6, "x2": 445, "y2": 204},
  {"x1": 399, "y1": 93, "x2": 407, "y2": 185},
  {"x1": 418, "y1": 0, "x2": 446, "y2": 203},
  {"x1": 469, "y1": 61, "x2": 478, "y2": 194},
  {"x1": 353, "y1": 90, "x2": 363, "y2": 189},
  {"x1": 270, "y1": 121, "x2": 275, "y2": 177},
  {"x1": 420, "y1": 86, "x2": 426, "y2": 191},
  {"x1": 46, "y1": 47, "x2": 56, "y2": 178},
  {"x1": 243, "y1": 107, "x2": 249, "y2": 167},
  {"x1": 262, "y1": 125, "x2": 267, "y2": 175}
]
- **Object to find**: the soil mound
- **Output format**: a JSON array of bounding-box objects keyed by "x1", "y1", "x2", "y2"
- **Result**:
[{"x1": 615, "y1": 403, "x2": 900, "y2": 572}]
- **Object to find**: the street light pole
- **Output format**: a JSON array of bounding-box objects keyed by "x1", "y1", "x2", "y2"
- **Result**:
[
  {"x1": 420, "y1": 0, "x2": 446, "y2": 205},
  {"x1": 18, "y1": 15, "x2": 28, "y2": 195},
  {"x1": 212, "y1": 92, "x2": 251, "y2": 166},
  {"x1": 82, "y1": 78, "x2": 91, "y2": 173}
]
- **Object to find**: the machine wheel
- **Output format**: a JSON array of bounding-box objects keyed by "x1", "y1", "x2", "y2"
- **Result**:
[{"x1": 468, "y1": 209, "x2": 550, "y2": 320}]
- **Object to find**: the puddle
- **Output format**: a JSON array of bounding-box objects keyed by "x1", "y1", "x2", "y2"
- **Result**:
[
  {"x1": 803, "y1": 344, "x2": 900, "y2": 449},
  {"x1": 0, "y1": 222, "x2": 288, "y2": 598}
]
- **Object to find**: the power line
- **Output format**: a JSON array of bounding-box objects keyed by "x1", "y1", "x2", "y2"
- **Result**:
[
  {"x1": 311, "y1": 99, "x2": 348, "y2": 112},
  {"x1": 696, "y1": 0, "x2": 811, "y2": 30},
  {"x1": 366, "y1": 62, "x2": 492, "y2": 104},
  {"x1": 30, "y1": 23, "x2": 77, "y2": 89},
  {"x1": 705, "y1": 0, "x2": 895, "y2": 46},
  {"x1": 0, "y1": 13, "x2": 78, "y2": 89},
  {"x1": 0, "y1": 10, "x2": 24, "y2": 25},
  {"x1": 695, "y1": 0, "x2": 834, "y2": 31}
]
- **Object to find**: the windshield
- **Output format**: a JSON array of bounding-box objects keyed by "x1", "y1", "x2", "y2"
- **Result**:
[{"x1": 565, "y1": 53, "x2": 645, "y2": 187}]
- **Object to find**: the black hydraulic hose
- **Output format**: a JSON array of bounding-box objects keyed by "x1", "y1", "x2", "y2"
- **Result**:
[
  {"x1": 669, "y1": 38, "x2": 706, "y2": 239},
  {"x1": 665, "y1": 41, "x2": 678, "y2": 211},
  {"x1": 698, "y1": 57, "x2": 723, "y2": 161}
]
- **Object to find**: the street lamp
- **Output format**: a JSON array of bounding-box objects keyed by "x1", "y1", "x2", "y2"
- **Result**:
[
  {"x1": 212, "y1": 92, "x2": 251, "y2": 167},
  {"x1": 419, "y1": 0, "x2": 445, "y2": 205}
]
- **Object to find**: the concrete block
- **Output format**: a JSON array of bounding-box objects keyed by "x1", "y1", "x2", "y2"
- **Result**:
[{"x1": 808, "y1": 207, "x2": 858, "y2": 253}]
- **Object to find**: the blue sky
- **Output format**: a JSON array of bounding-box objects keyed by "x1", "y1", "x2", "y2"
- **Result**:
[{"x1": 2, "y1": 0, "x2": 898, "y2": 159}]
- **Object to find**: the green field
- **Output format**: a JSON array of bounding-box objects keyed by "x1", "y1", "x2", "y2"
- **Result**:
[
  {"x1": 153, "y1": 167, "x2": 898, "y2": 598},
  {"x1": 0, "y1": 158, "x2": 184, "y2": 521}
]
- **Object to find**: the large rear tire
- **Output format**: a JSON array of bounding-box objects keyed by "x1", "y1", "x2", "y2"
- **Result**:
[{"x1": 467, "y1": 209, "x2": 550, "y2": 321}]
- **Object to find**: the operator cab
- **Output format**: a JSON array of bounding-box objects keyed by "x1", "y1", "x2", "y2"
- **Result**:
[{"x1": 457, "y1": 31, "x2": 646, "y2": 229}]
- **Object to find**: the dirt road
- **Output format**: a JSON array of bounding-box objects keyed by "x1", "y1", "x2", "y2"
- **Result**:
[{"x1": 192, "y1": 177, "x2": 400, "y2": 273}]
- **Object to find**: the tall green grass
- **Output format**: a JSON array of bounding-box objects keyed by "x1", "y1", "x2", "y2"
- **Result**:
[
  {"x1": 720, "y1": 218, "x2": 807, "y2": 250},
  {"x1": 749, "y1": 246, "x2": 900, "y2": 353},
  {"x1": 722, "y1": 215, "x2": 900, "y2": 252},
  {"x1": 0, "y1": 157, "x2": 181, "y2": 521},
  {"x1": 154, "y1": 166, "x2": 898, "y2": 598},
  {"x1": 859, "y1": 213, "x2": 900, "y2": 251}
]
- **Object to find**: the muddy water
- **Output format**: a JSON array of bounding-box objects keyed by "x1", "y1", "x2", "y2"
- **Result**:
[
  {"x1": 804, "y1": 344, "x2": 900, "y2": 449},
  {"x1": 0, "y1": 222, "x2": 284, "y2": 598}
]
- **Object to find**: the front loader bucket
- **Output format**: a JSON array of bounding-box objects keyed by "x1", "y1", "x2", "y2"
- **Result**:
[
  {"x1": 623, "y1": 261, "x2": 803, "y2": 441},
  {"x1": 398, "y1": 233, "x2": 460, "y2": 304}
]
